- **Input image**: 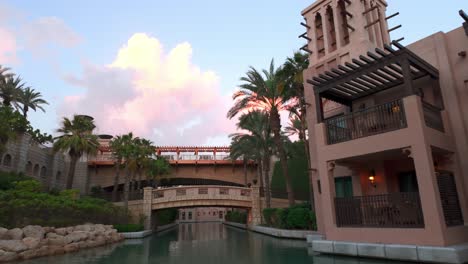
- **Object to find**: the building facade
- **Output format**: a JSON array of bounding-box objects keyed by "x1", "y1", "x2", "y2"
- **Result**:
[{"x1": 302, "y1": 0, "x2": 468, "y2": 251}]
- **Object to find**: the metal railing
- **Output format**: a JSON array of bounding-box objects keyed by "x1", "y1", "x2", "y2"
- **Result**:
[
  {"x1": 325, "y1": 99, "x2": 407, "y2": 145},
  {"x1": 335, "y1": 192, "x2": 424, "y2": 228},
  {"x1": 422, "y1": 101, "x2": 445, "y2": 132}
]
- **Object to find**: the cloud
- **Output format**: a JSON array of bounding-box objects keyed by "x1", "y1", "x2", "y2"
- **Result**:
[
  {"x1": 60, "y1": 33, "x2": 235, "y2": 145},
  {"x1": 23, "y1": 16, "x2": 81, "y2": 57},
  {"x1": 0, "y1": 27, "x2": 18, "y2": 64}
]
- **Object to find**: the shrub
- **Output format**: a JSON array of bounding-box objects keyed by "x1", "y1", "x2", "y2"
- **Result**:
[
  {"x1": 156, "y1": 208, "x2": 178, "y2": 226},
  {"x1": 286, "y1": 208, "x2": 310, "y2": 229},
  {"x1": 225, "y1": 210, "x2": 247, "y2": 224},
  {"x1": 0, "y1": 179, "x2": 130, "y2": 228},
  {"x1": 263, "y1": 208, "x2": 276, "y2": 226},
  {"x1": 0, "y1": 171, "x2": 32, "y2": 190},
  {"x1": 309, "y1": 211, "x2": 317, "y2": 231},
  {"x1": 114, "y1": 223, "x2": 144, "y2": 233}
]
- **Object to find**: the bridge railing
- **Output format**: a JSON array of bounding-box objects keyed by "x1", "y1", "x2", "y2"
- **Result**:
[{"x1": 152, "y1": 185, "x2": 252, "y2": 202}]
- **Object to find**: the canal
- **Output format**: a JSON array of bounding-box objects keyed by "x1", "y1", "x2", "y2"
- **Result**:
[{"x1": 17, "y1": 223, "x2": 411, "y2": 264}]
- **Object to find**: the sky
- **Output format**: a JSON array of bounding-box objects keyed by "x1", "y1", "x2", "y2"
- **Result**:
[{"x1": 0, "y1": 0, "x2": 466, "y2": 146}]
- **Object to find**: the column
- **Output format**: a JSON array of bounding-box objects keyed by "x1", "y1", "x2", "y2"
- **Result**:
[
  {"x1": 249, "y1": 186, "x2": 262, "y2": 227},
  {"x1": 332, "y1": 3, "x2": 344, "y2": 48},
  {"x1": 143, "y1": 187, "x2": 153, "y2": 230}
]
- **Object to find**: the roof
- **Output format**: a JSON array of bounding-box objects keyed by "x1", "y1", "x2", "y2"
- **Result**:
[{"x1": 307, "y1": 41, "x2": 439, "y2": 105}]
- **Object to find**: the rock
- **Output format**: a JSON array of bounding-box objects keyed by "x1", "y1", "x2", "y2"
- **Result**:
[
  {"x1": 94, "y1": 224, "x2": 106, "y2": 233},
  {"x1": 0, "y1": 240, "x2": 28, "y2": 252},
  {"x1": 47, "y1": 236, "x2": 66, "y2": 246},
  {"x1": 43, "y1": 227, "x2": 55, "y2": 233},
  {"x1": 74, "y1": 225, "x2": 92, "y2": 232},
  {"x1": 0, "y1": 250, "x2": 18, "y2": 262},
  {"x1": 66, "y1": 227, "x2": 74, "y2": 234},
  {"x1": 47, "y1": 245, "x2": 64, "y2": 255},
  {"x1": 35, "y1": 245, "x2": 49, "y2": 257},
  {"x1": 18, "y1": 249, "x2": 38, "y2": 260},
  {"x1": 64, "y1": 243, "x2": 79, "y2": 253},
  {"x1": 54, "y1": 228, "x2": 67, "y2": 236},
  {"x1": 0, "y1": 228, "x2": 7, "y2": 240},
  {"x1": 22, "y1": 237, "x2": 40, "y2": 249},
  {"x1": 6, "y1": 228, "x2": 24, "y2": 240},
  {"x1": 66, "y1": 231, "x2": 88, "y2": 243},
  {"x1": 23, "y1": 225, "x2": 45, "y2": 240}
]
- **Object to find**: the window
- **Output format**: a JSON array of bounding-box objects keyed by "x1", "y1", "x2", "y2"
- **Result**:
[
  {"x1": 26, "y1": 162, "x2": 33, "y2": 175},
  {"x1": 33, "y1": 164, "x2": 40, "y2": 177},
  {"x1": 335, "y1": 176, "x2": 353, "y2": 198},
  {"x1": 188, "y1": 212, "x2": 192, "y2": 220},
  {"x1": 40, "y1": 166, "x2": 47, "y2": 179},
  {"x1": 2, "y1": 154, "x2": 12, "y2": 167}
]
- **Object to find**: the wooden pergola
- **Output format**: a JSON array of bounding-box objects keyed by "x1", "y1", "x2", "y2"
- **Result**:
[{"x1": 307, "y1": 41, "x2": 439, "y2": 122}]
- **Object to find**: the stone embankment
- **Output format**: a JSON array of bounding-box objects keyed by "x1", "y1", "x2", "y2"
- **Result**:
[{"x1": 0, "y1": 224, "x2": 124, "y2": 262}]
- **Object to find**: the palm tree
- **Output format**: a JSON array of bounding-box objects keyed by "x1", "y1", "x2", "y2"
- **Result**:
[
  {"x1": 110, "y1": 135, "x2": 125, "y2": 201},
  {"x1": 119, "y1": 133, "x2": 138, "y2": 209},
  {"x1": 230, "y1": 111, "x2": 274, "y2": 208},
  {"x1": 227, "y1": 60, "x2": 296, "y2": 206},
  {"x1": 0, "y1": 76, "x2": 24, "y2": 107},
  {"x1": 53, "y1": 115, "x2": 99, "y2": 189},
  {"x1": 280, "y1": 52, "x2": 316, "y2": 210},
  {"x1": 16, "y1": 87, "x2": 48, "y2": 118},
  {"x1": 147, "y1": 156, "x2": 171, "y2": 188},
  {"x1": 135, "y1": 138, "x2": 155, "y2": 190}
]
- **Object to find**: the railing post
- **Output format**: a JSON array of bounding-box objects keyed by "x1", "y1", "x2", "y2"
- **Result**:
[{"x1": 143, "y1": 187, "x2": 153, "y2": 230}]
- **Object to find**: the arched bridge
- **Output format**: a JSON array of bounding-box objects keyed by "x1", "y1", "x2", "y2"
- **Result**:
[{"x1": 140, "y1": 185, "x2": 262, "y2": 229}]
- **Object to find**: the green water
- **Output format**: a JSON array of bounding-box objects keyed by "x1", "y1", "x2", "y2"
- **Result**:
[{"x1": 18, "y1": 223, "x2": 411, "y2": 264}]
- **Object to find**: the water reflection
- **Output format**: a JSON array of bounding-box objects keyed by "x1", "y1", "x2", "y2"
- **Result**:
[{"x1": 17, "y1": 223, "x2": 412, "y2": 264}]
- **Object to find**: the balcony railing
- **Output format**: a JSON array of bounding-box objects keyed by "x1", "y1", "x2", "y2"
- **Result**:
[
  {"x1": 325, "y1": 99, "x2": 407, "y2": 145},
  {"x1": 422, "y1": 101, "x2": 444, "y2": 132},
  {"x1": 335, "y1": 192, "x2": 424, "y2": 228}
]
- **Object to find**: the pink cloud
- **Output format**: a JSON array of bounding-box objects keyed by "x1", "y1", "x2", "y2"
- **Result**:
[
  {"x1": 59, "y1": 33, "x2": 236, "y2": 145},
  {"x1": 0, "y1": 27, "x2": 18, "y2": 64}
]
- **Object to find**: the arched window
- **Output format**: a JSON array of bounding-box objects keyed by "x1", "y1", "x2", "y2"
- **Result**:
[
  {"x1": 315, "y1": 13, "x2": 325, "y2": 58},
  {"x1": 2, "y1": 154, "x2": 12, "y2": 167},
  {"x1": 26, "y1": 161, "x2": 33, "y2": 175},
  {"x1": 40, "y1": 166, "x2": 47, "y2": 179},
  {"x1": 325, "y1": 6, "x2": 337, "y2": 52},
  {"x1": 55, "y1": 171, "x2": 62, "y2": 187},
  {"x1": 33, "y1": 164, "x2": 40, "y2": 177},
  {"x1": 337, "y1": 0, "x2": 350, "y2": 46}
]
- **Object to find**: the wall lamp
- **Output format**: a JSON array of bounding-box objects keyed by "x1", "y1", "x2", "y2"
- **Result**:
[{"x1": 368, "y1": 169, "x2": 377, "y2": 188}]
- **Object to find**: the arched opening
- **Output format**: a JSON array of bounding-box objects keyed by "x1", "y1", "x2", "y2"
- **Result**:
[
  {"x1": 55, "y1": 171, "x2": 62, "y2": 187},
  {"x1": 337, "y1": 0, "x2": 350, "y2": 46},
  {"x1": 26, "y1": 161, "x2": 33, "y2": 175},
  {"x1": 2, "y1": 154, "x2": 12, "y2": 167},
  {"x1": 315, "y1": 13, "x2": 325, "y2": 58},
  {"x1": 33, "y1": 164, "x2": 40, "y2": 177},
  {"x1": 325, "y1": 6, "x2": 337, "y2": 52},
  {"x1": 40, "y1": 166, "x2": 47, "y2": 179}
]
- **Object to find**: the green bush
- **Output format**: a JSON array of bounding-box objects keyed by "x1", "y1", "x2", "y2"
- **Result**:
[
  {"x1": 156, "y1": 208, "x2": 178, "y2": 226},
  {"x1": 0, "y1": 178, "x2": 130, "y2": 229},
  {"x1": 0, "y1": 171, "x2": 32, "y2": 191},
  {"x1": 225, "y1": 210, "x2": 247, "y2": 224},
  {"x1": 286, "y1": 208, "x2": 310, "y2": 229},
  {"x1": 262, "y1": 206, "x2": 317, "y2": 230},
  {"x1": 114, "y1": 223, "x2": 144, "y2": 233}
]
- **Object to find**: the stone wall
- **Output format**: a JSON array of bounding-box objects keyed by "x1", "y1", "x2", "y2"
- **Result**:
[{"x1": 0, "y1": 224, "x2": 124, "y2": 262}]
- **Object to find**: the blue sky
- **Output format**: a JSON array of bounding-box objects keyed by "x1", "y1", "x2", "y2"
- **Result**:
[{"x1": 1, "y1": 0, "x2": 467, "y2": 145}]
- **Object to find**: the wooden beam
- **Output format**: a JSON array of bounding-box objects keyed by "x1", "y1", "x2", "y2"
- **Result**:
[
  {"x1": 300, "y1": 44, "x2": 313, "y2": 54},
  {"x1": 299, "y1": 32, "x2": 312, "y2": 41},
  {"x1": 388, "y1": 25, "x2": 402, "y2": 33},
  {"x1": 363, "y1": 5, "x2": 378, "y2": 15},
  {"x1": 314, "y1": 92, "x2": 324, "y2": 123},
  {"x1": 365, "y1": 19, "x2": 381, "y2": 29},
  {"x1": 385, "y1": 12, "x2": 399, "y2": 20},
  {"x1": 300, "y1": 22, "x2": 311, "y2": 29}
]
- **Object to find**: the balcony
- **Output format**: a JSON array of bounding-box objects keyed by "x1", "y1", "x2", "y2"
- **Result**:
[
  {"x1": 325, "y1": 99, "x2": 407, "y2": 145},
  {"x1": 335, "y1": 192, "x2": 424, "y2": 228}
]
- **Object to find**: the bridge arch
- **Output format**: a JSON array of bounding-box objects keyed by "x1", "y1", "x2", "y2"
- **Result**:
[{"x1": 141, "y1": 185, "x2": 262, "y2": 229}]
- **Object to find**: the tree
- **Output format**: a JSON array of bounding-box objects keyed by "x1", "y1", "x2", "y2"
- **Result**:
[
  {"x1": 16, "y1": 87, "x2": 48, "y2": 118},
  {"x1": 110, "y1": 135, "x2": 125, "y2": 201},
  {"x1": 0, "y1": 106, "x2": 29, "y2": 153},
  {"x1": 53, "y1": 115, "x2": 99, "y2": 190},
  {"x1": 0, "y1": 76, "x2": 24, "y2": 107},
  {"x1": 147, "y1": 157, "x2": 171, "y2": 188},
  {"x1": 135, "y1": 138, "x2": 155, "y2": 190},
  {"x1": 227, "y1": 60, "x2": 296, "y2": 206},
  {"x1": 280, "y1": 51, "x2": 316, "y2": 211},
  {"x1": 230, "y1": 111, "x2": 274, "y2": 207}
]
